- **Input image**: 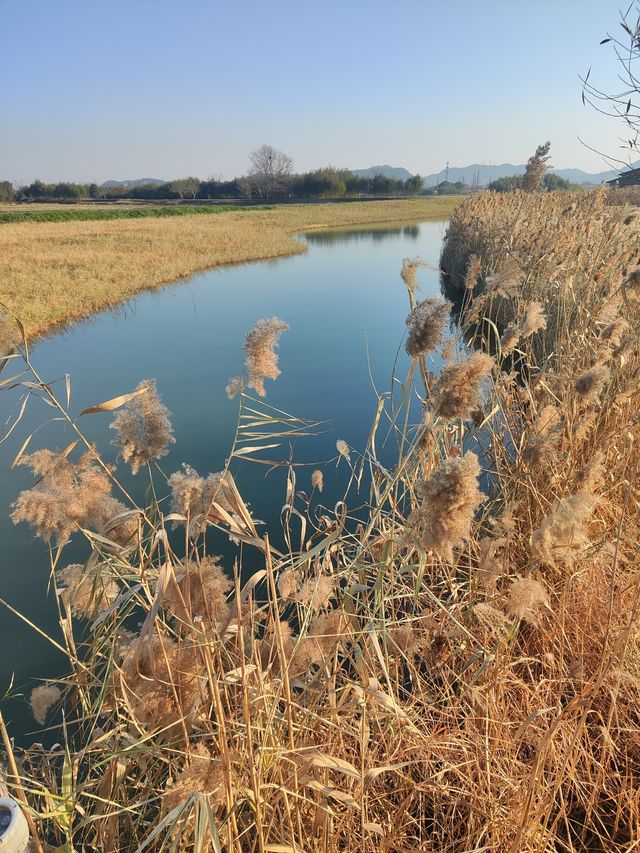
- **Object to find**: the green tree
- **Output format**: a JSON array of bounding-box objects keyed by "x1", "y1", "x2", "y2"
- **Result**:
[
  {"x1": 488, "y1": 175, "x2": 523, "y2": 192},
  {"x1": 543, "y1": 173, "x2": 573, "y2": 190},
  {"x1": 0, "y1": 180, "x2": 14, "y2": 202},
  {"x1": 405, "y1": 174, "x2": 424, "y2": 195},
  {"x1": 522, "y1": 141, "x2": 551, "y2": 192}
]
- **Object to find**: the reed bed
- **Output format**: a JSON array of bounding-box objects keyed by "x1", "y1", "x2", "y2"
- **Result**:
[
  {"x1": 0, "y1": 197, "x2": 458, "y2": 338},
  {"x1": 1, "y1": 187, "x2": 639, "y2": 851}
]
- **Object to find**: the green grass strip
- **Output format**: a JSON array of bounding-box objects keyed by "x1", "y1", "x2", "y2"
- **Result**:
[{"x1": 0, "y1": 204, "x2": 272, "y2": 224}]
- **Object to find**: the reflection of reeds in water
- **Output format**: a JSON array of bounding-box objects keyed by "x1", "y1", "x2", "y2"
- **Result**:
[{"x1": 3, "y1": 188, "x2": 640, "y2": 851}]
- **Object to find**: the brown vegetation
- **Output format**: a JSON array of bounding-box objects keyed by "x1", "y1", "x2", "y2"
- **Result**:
[{"x1": 1, "y1": 187, "x2": 639, "y2": 851}]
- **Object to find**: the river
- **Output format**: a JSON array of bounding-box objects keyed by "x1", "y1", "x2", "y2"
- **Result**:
[{"x1": 0, "y1": 219, "x2": 451, "y2": 737}]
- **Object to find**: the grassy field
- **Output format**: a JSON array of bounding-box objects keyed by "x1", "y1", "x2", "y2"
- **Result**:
[
  {"x1": 3, "y1": 188, "x2": 640, "y2": 850},
  {"x1": 0, "y1": 204, "x2": 249, "y2": 223},
  {"x1": 0, "y1": 196, "x2": 459, "y2": 338}
]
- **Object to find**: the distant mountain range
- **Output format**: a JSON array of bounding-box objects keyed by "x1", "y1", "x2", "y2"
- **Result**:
[
  {"x1": 353, "y1": 163, "x2": 632, "y2": 187},
  {"x1": 101, "y1": 178, "x2": 166, "y2": 188},
  {"x1": 99, "y1": 162, "x2": 638, "y2": 192},
  {"x1": 351, "y1": 165, "x2": 415, "y2": 181}
]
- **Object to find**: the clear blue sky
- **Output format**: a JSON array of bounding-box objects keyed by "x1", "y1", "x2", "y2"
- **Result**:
[{"x1": 0, "y1": 0, "x2": 629, "y2": 183}]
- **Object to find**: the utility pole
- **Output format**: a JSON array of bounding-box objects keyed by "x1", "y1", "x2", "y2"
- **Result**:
[{"x1": 445, "y1": 161, "x2": 449, "y2": 183}]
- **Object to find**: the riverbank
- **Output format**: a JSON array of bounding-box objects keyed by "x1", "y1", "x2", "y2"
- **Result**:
[{"x1": 0, "y1": 196, "x2": 459, "y2": 338}]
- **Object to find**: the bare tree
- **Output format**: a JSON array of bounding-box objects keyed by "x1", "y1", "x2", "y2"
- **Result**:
[
  {"x1": 522, "y1": 142, "x2": 551, "y2": 192},
  {"x1": 248, "y1": 144, "x2": 293, "y2": 200},
  {"x1": 581, "y1": 5, "x2": 640, "y2": 167}
]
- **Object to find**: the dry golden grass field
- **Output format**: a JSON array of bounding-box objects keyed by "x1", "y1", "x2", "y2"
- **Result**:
[{"x1": 0, "y1": 197, "x2": 459, "y2": 337}]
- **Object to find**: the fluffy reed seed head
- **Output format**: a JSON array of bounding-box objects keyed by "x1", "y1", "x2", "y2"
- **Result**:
[
  {"x1": 311, "y1": 469, "x2": 324, "y2": 492},
  {"x1": 120, "y1": 632, "x2": 201, "y2": 734},
  {"x1": 601, "y1": 317, "x2": 630, "y2": 351},
  {"x1": 291, "y1": 610, "x2": 350, "y2": 673},
  {"x1": 11, "y1": 450, "x2": 132, "y2": 545},
  {"x1": 412, "y1": 451, "x2": 485, "y2": 560},
  {"x1": 464, "y1": 254, "x2": 482, "y2": 290},
  {"x1": 225, "y1": 375, "x2": 244, "y2": 399},
  {"x1": 294, "y1": 575, "x2": 335, "y2": 612},
  {"x1": 433, "y1": 352, "x2": 494, "y2": 421},
  {"x1": 485, "y1": 259, "x2": 521, "y2": 297},
  {"x1": 520, "y1": 300, "x2": 547, "y2": 338},
  {"x1": 336, "y1": 439, "x2": 351, "y2": 462},
  {"x1": 168, "y1": 465, "x2": 235, "y2": 532},
  {"x1": 110, "y1": 379, "x2": 175, "y2": 474},
  {"x1": 243, "y1": 317, "x2": 288, "y2": 396},
  {"x1": 500, "y1": 322, "x2": 520, "y2": 356},
  {"x1": 574, "y1": 364, "x2": 610, "y2": 405},
  {"x1": 400, "y1": 257, "x2": 426, "y2": 293},
  {"x1": 575, "y1": 451, "x2": 606, "y2": 494},
  {"x1": 163, "y1": 743, "x2": 226, "y2": 814},
  {"x1": 58, "y1": 563, "x2": 120, "y2": 618},
  {"x1": 506, "y1": 575, "x2": 549, "y2": 626},
  {"x1": 530, "y1": 493, "x2": 596, "y2": 567},
  {"x1": 277, "y1": 567, "x2": 301, "y2": 600},
  {"x1": 405, "y1": 297, "x2": 451, "y2": 358},
  {"x1": 163, "y1": 556, "x2": 231, "y2": 634},
  {"x1": 30, "y1": 684, "x2": 61, "y2": 726}
]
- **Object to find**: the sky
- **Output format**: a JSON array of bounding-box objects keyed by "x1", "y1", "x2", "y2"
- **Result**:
[{"x1": 0, "y1": 0, "x2": 633, "y2": 184}]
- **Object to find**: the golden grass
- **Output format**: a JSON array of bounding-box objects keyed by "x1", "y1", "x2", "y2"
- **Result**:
[
  {"x1": 0, "y1": 197, "x2": 459, "y2": 337},
  {"x1": 3, "y1": 188, "x2": 639, "y2": 851}
]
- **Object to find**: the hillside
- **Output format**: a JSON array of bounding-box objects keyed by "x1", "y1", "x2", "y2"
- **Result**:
[{"x1": 101, "y1": 178, "x2": 166, "y2": 188}]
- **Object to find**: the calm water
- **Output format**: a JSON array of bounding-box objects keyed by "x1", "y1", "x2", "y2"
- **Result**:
[{"x1": 0, "y1": 219, "x2": 449, "y2": 736}]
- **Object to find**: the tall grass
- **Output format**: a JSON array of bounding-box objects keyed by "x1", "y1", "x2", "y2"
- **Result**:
[{"x1": 1, "y1": 187, "x2": 639, "y2": 851}]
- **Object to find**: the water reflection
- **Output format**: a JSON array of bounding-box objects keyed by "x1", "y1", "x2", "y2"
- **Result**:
[{"x1": 304, "y1": 222, "x2": 421, "y2": 245}]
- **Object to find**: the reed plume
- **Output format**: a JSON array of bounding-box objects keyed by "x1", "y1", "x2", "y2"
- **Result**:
[
  {"x1": 530, "y1": 493, "x2": 596, "y2": 566},
  {"x1": 163, "y1": 743, "x2": 226, "y2": 814},
  {"x1": 336, "y1": 439, "x2": 350, "y2": 461},
  {"x1": 294, "y1": 575, "x2": 334, "y2": 612},
  {"x1": 412, "y1": 451, "x2": 484, "y2": 560},
  {"x1": 12, "y1": 450, "x2": 131, "y2": 544},
  {"x1": 405, "y1": 297, "x2": 451, "y2": 357},
  {"x1": 574, "y1": 364, "x2": 610, "y2": 405},
  {"x1": 163, "y1": 556, "x2": 231, "y2": 634},
  {"x1": 311, "y1": 469, "x2": 324, "y2": 492},
  {"x1": 243, "y1": 317, "x2": 288, "y2": 396},
  {"x1": 58, "y1": 563, "x2": 120, "y2": 618},
  {"x1": 225, "y1": 375, "x2": 243, "y2": 399},
  {"x1": 464, "y1": 254, "x2": 482, "y2": 290},
  {"x1": 400, "y1": 257, "x2": 425, "y2": 293},
  {"x1": 500, "y1": 321, "x2": 519, "y2": 356},
  {"x1": 120, "y1": 632, "x2": 201, "y2": 735},
  {"x1": 520, "y1": 300, "x2": 547, "y2": 338},
  {"x1": 29, "y1": 684, "x2": 61, "y2": 726},
  {"x1": 432, "y1": 351, "x2": 494, "y2": 420},
  {"x1": 110, "y1": 379, "x2": 174, "y2": 474},
  {"x1": 168, "y1": 465, "x2": 235, "y2": 531},
  {"x1": 506, "y1": 575, "x2": 549, "y2": 626}
]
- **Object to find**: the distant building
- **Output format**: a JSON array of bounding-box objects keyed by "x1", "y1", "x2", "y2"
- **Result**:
[{"x1": 607, "y1": 167, "x2": 640, "y2": 187}]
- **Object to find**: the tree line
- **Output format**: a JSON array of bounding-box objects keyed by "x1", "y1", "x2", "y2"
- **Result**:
[
  {"x1": 1, "y1": 145, "x2": 427, "y2": 203},
  {"x1": 1, "y1": 143, "x2": 582, "y2": 204}
]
